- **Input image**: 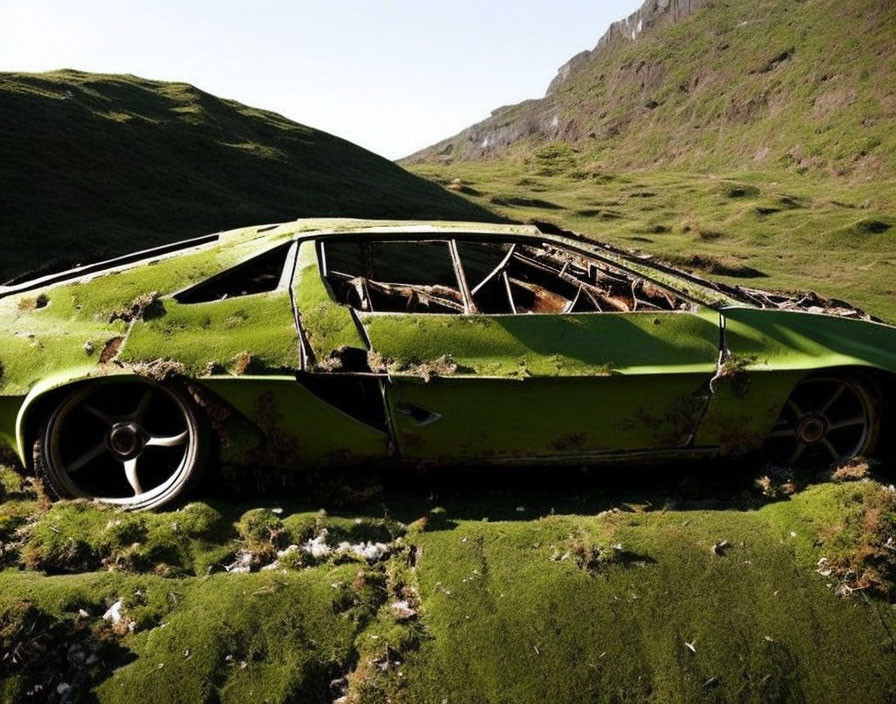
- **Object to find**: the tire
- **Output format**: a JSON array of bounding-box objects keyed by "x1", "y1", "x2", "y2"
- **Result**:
[
  {"x1": 762, "y1": 374, "x2": 880, "y2": 469},
  {"x1": 33, "y1": 380, "x2": 206, "y2": 510}
]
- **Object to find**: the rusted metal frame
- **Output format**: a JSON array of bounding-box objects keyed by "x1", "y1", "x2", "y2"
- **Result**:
[
  {"x1": 582, "y1": 288, "x2": 604, "y2": 312},
  {"x1": 564, "y1": 286, "x2": 583, "y2": 314},
  {"x1": 345, "y1": 276, "x2": 372, "y2": 312},
  {"x1": 363, "y1": 279, "x2": 465, "y2": 313},
  {"x1": 502, "y1": 271, "x2": 517, "y2": 313},
  {"x1": 630, "y1": 278, "x2": 642, "y2": 312},
  {"x1": 448, "y1": 239, "x2": 477, "y2": 314},
  {"x1": 288, "y1": 240, "x2": 315, "y2": 371},
  {"x1": 470, "y1": 244, "x2": 518, "y2": 296},
  {"x1": 512, "y1": 250, "x2": 633, "y2": 312},
  {"x1": 540, "y1": 238, "x2": 707, "y2": 309}
]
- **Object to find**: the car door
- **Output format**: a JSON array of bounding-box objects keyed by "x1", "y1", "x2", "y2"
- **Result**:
[{"x1": 318, "y1": 234, "x2": 723, "y2": 462}]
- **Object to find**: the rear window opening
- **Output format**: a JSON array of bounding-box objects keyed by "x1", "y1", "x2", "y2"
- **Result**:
[
  {"x1": 174, "y1": 243, "x2": 293, "y2": 304},
  {"x1": 321, "y1": 237, "x2": 688, "y2": 315},
  {"x1": 460, "y1": 240, "x2": 689, "y2": 314}
]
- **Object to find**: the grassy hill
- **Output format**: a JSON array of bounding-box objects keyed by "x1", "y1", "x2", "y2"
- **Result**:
[
  {"x1": 0, "y1": 70, "x2": 495, "y2": 283},
  {"x1": 406, "y1": 0, "x2": 896, "y2": 178},
  {"x1": 405, "y1": 0, "x2": 896, "y2": 322}
]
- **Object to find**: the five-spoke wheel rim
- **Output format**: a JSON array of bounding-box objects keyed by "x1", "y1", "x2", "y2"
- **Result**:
[
  {"x1": 763, "y1": 376, "x2": 877, "y2": 468},
  {"x1": 45, "y1": 381, "x2": 198, "y2": 507}
]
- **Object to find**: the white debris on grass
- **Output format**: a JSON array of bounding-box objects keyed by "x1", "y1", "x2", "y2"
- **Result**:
[
  {"x1": 390, "y1": 600, "x2": 417, "y2": 621},
  {"x1": 103, "y1": 600, "x2": 124, "y2": 625},
  {"x1": 816, "y1": 557, "x2": 833, "y2": 577},
  {"x1": 304, "y1": 530, "x2": 334, "y2": 559},
  {"x1": 337, "y1": 540, "x2": 390, "y2": 562},
  {"x1": 103, "y1": 598, "x2": 136, "y2": 633},
  {"x1": 303, "y1": 529, "x2": 391, "y2": 563},
  {"x1": 255, "y1": 531, "x2": 394, "y2": 572},
  {"x1": 225, "y1": 550, "x2": 253, "y2": 573}
]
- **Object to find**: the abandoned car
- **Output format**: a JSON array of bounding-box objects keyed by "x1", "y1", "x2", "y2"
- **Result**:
[{"x1": 0, "y1": 219, "x2": 893, "y2": 509}]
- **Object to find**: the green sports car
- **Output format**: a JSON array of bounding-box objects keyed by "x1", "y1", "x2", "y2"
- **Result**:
[{"x1": 0, "y1": 219, "x2": 892, "y2": 509}]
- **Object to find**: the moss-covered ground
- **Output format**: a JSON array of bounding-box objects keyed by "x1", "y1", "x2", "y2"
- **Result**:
[{"x1": 2, "y1": 457, "x2": 896, "y2": 703}]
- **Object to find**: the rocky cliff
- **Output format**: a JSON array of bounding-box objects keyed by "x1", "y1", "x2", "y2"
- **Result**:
[{"x1": 404, "y1": 0, "x2": 896, "y2": 179}]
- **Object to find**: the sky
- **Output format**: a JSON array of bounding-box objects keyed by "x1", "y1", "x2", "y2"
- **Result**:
[{"x1": 0, "y1": 1, "x2": 642, "y2": 160}]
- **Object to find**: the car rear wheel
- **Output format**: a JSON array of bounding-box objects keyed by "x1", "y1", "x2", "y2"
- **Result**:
[
  {"x1": 33, "y1": 380, "x2": 205, "y2": 510},
  {"x1": 762, "y1": 375, "x2": 879, "y2": 469}
]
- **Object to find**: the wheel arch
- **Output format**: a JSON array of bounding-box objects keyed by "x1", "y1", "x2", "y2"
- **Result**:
[{"x1": 15, "y1": 368, "x2": 152, "y2": 467}]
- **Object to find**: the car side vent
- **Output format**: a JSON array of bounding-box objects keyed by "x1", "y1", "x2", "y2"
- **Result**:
[{"x1": 174, "y1": 243, "x2": 292, "y2": 304}]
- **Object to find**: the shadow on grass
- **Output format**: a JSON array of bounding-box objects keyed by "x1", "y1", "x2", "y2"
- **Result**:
[{"x1": 202, "y1": 455, "x2": 821, "y2": 529}]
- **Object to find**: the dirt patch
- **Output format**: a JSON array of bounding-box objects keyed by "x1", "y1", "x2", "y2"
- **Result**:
[
  {"x1": 553, "y1": 530, "x2": 656, "y2": 574},
  {"x1": 17, "y1": 293, "x2": 49, "y2": 311},
  {"x1": 98, "y1": 336, "x2": 124, "y2": 364},
  {"x1": 816, "y1": 483, "x2": 896, "y2": 598},
  {"x1": 368, "y1": 352, "x2": 459, "y2": 382},
  {"x1": 131, "y1": 358, "x2": 186, "y2": 382},
  {"x1": 0, "y1": 600, "x2": 127, "y2": 703}
]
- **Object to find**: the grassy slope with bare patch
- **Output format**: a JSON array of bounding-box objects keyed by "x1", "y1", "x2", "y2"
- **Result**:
[{"x1": 407, "y1": 0, "x2": 896, "y2": 180}]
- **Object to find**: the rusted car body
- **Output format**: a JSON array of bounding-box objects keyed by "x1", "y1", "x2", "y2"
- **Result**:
[{"x1": 0, "y1": 219, "x2": 893, "y2": 509}]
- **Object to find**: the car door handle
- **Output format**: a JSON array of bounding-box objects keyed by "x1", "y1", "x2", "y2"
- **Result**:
[{"x1": 395, "y1": 403, "x2": 442, "y2": 426}]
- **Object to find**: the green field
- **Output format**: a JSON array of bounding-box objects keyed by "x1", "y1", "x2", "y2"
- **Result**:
[{"x1": 410, "y1": 159, "x2": 896, "y2": 322}]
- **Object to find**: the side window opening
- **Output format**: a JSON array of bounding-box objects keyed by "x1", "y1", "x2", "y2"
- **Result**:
[
  {"x1": 458, "y1": 239, "x2": 688, "y2": 314},
  {"x1": 323, "y1": 239, "x2": 465, "y2": 314},
  {"x1": 174, "y1": 242, "x2": 293, "y2": 304}
]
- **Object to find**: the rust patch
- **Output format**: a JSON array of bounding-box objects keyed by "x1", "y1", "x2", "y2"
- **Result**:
[
  {"x1": 108, "y1": 291, "x2": 164, "y2": 323},
  {"x1": 710, "y1": 354, "x2": 755, "y2": 397},
  {"x1": 368, "y1": 351, "x2": 459, "y2": 382},
  {"x1": 18, "y1": 293, "x2": 49, "y2": 311},
  {"x1": 98, "y1": 336, "x2": 124, "y2": 364},
  {"x1": 131, "y1": 358, "x2": 186, "y2": 381}
]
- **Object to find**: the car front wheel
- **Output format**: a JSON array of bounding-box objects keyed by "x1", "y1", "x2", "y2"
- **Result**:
[{"x1": 33, "y1": 380, "x2": 205, "y2": 510}]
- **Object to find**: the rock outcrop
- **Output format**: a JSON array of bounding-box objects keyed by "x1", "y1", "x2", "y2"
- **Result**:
[{"x1": 404, "y1": 0, "x2": 709, "y2": 162}]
